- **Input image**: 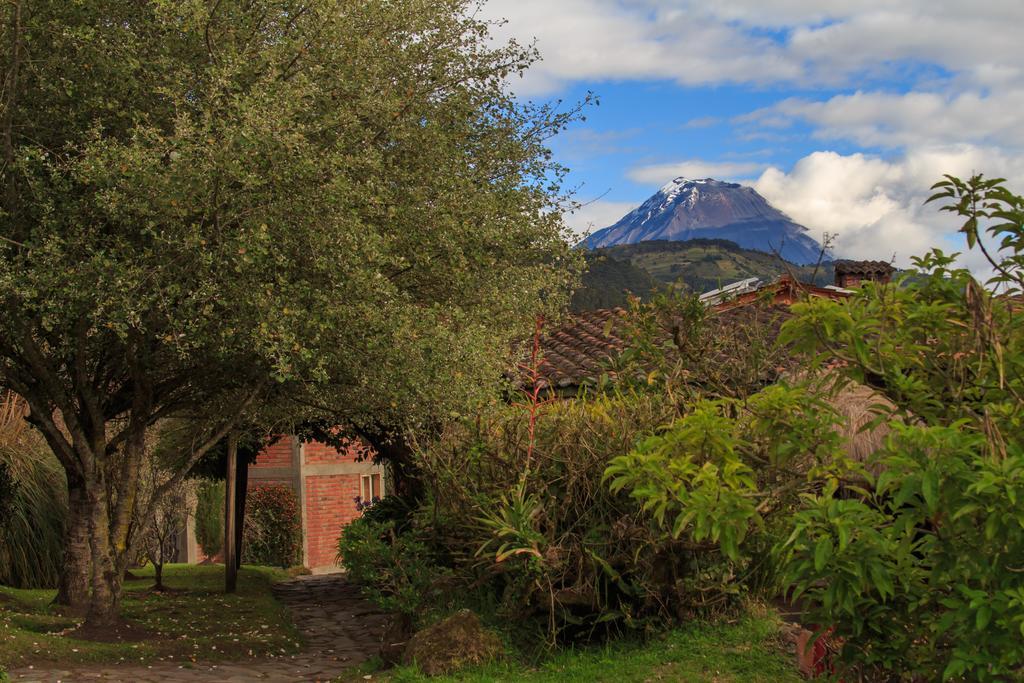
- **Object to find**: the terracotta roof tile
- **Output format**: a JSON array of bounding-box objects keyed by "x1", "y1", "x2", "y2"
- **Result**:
[
  {"x1": 531, "y1": 302, "x2": 797, "y2": 391},
  {"x1": 535, "y1": 308, "x2": 628, "y2": 388},
  {"x1": 833, "y1": 260, "x2": 895, "y2": 277}
]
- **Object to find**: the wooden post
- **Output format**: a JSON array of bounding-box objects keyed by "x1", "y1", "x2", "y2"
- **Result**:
[
  {"x1": 224, "y1": 431, "x2": 238, "y2": 593},
  {"x1": 234, "y1": 457, "x2": 248, "y2": 570}
]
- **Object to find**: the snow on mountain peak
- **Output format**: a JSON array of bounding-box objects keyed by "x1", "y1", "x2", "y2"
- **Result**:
[{"x1": 581, "y1": 176, "x2": 823, "y2": 264}]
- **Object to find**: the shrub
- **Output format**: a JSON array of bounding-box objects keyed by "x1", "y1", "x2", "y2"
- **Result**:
[
  {"x1": 414, "y1": 391, "x2": 681, "y2": 642},
  {"x1": 770, "y1": 176, "x2": 1024, "y2": 679},
  {"x1": 195, "y1": 480, "x2": 224, "y2": 560},
  {"x1": 242, "y1": 484, "x2": 302, "y2": 568},
  {"x1": 780, "y1": 423, "x2": 1024, "y2": 680},
  {"x1": 0, "y1": 394, "x2": 67, "y2": 589},
  {"x1": 605, "y1": 383, "x2": 849, "y2": 607},
  {"x1": 337, "y1": 513, "x2": 449, "y2": 620}
]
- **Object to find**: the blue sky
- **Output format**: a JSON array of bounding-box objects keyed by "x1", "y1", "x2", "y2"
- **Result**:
[
  {"x1": 482, "y1": 0, "x2": 1024, "y2": 271},
  {"x1": 548, "y1": 80, "x2": 869, "y2": 202}
]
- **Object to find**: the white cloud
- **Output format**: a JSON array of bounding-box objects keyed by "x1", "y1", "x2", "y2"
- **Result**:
[
  {"x1": 681, "y1": 116, "x2": 720, "y2": 129},
  {"x1": 484, "y1": 1, "x2": 1024, "y2": 94},
  {"x1": 483, "y1": 0, "x2": 800, "y2": 95},
  {"x1": 752, "y1": 147, "x2": 1024, "y2": 272},
  {"x1": 561, "y1": 199, "x2": 637, "y2": 239},
  {"x1": 742, "y1": 89, "x2": 1024, "y2": 149},
  {"x1": 627, "y1": 159, "x2": 767, "y2": 184}
]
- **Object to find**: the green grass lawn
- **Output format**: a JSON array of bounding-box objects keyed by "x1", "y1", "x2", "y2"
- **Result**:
[
  {"x1": 373, "y1": 610, "x2": 800, "y2": 683},
  {"x1": 0, "y1": 564, "x2": 302, "y2": 670}
]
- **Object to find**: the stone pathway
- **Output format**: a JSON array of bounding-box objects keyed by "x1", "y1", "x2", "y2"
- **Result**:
[{"x1": 8, "y1": 575, "x2": 389, "y2": 683}]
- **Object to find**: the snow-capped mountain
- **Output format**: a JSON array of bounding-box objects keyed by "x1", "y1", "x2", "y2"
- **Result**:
[{"x1": 580, "y1": 177, "x2": 822, "y2": 265}]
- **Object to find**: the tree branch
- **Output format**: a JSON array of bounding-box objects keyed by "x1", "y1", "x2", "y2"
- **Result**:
[{"x1": 141, "y1": 378, "x2": 268, "y2": 525}]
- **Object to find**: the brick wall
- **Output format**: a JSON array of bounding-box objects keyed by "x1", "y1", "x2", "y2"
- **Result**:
[
  {"x1": 251, "y1": 438, "x2": 294, "y2": 469},
  {"x1": 303, "y1": 437, "x2": 373, "y2": 464},
  {"x1": 304, "y1": 474, "x2": 364, "y2": 570},
  {"x1": 185, "y1": 433, "x2": 385, "y2": 572},
  {"x1": 303, "y1": 437, "x2": 381, "y2": 570}
]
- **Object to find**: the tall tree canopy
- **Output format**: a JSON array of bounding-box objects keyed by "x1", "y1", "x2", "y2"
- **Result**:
[{"x1": 0, "y1": 0, "x2": 580, "y2": 626}]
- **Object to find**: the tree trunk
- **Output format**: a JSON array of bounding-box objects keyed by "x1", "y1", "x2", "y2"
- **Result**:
[
  {"x1": 153, "y1": 560, "x2": 163, "y2": 591},
  {"x1": 84, "y1": 485, "x2": 121, "y2": 628},
  {"x1": 234, "y1": 459, "x2": 248, "y2": 570},
  {"x1": 53, "y1": 475, "x2": 91, "y2": 610},
  {"x1": 224, "y1": 432, "x2": 238, "y2": 593}
]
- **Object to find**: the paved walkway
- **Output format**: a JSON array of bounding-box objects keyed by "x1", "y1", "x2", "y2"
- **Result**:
[{"x1": 8, "y1": 575, "x2": 390, "y2": 683}]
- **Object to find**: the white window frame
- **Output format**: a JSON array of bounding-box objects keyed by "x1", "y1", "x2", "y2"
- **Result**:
[{"x1": 360, "y1": 472, "x2": 384, "y2": 501}]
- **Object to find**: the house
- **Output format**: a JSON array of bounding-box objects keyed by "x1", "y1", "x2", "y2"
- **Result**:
[
  {"x1": 183, "y1": 435, "x2": 387, "y2": 573},
  {"x1": 532, "y1": 267, "x2": 895, "y2": 464},
  {"x1": 537, "y1": 271, "x2": 856, "y2": 392},
  {"x1": 246, "y1": 436, "x2": 386, "y2": 572},
  {"x1": 178, "y1": 264, "x2": 893, "y2": 572}
]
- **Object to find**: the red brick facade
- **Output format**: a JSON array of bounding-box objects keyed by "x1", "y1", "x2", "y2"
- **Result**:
[
  {"x1": 253, "y1": 439, "x2": 294, "y2": 469},
  {"x1": 188, "y1": 433, "x2": 386, "y2": 573},
  {"x1": 304, "y1": 474, "x2": 362, "y2": 571}
]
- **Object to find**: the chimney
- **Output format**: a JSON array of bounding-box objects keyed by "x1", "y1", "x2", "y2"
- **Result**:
[{"x1": 834, "y1": 260, "x2": 895, "y2": 289}]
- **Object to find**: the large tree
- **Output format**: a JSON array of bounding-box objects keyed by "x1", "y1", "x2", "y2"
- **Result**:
[{"x1": 0, "y1": 0, "x2": 580, "y2": 628}]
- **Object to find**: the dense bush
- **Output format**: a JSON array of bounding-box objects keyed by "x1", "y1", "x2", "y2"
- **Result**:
[
  {"x1": 340, "y1": 297, "x2": 802, "y2": 645},
  {"x1": 605, "y1": 383, "x2": 850, "y2": 599},
  {"x1": 0, "y1": 395, "x2": 67, "y2": 589},
  {"x1": 242, "y1": 484, "x2": 302, "y2": 568},
  {"x1": 350, "y1": 391, "x2": 721, "y2": 643},
  {"x1": 195, "y1": 480, "x2": 224, "y2": 560},
  {"x1": 337, "y1": 513, "x2": 450, "y2": 620},
  {"x1": 768, "y1": 176, "x2": 1024, "y2": 681}
]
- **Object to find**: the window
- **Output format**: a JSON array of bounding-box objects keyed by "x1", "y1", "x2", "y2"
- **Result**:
[{"x1": 360, "y1": 472, "x2": 384, "y2": 501}]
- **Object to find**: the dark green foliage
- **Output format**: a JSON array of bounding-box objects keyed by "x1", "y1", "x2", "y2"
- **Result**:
[
  {"x1": 194, "y1": 480, "x2": 224, "y2": 560},
  {"x1": 337, "y1": 515, "x2": 449, "y2": 621},
  {"x1": 391, "y1": 393, "x2": 685, "y2": 643},
  {"x1": 242, "y1": 484, "x2": 302, "y2": 568},
  {"x1": 0, "y1": 462, "x2": 15, "y2": 539},
  {"x1": 571, "y1": 252, "x2": 658, "y2": 311}
]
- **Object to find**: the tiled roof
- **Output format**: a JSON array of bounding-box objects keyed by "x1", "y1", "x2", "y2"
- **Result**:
[
  {"x1": 833, "y1": 260, "x2": 895, "y2": 276},
  {"x1": 536, "y1": 308, "x2": 628, "y2": 389},
  {"x1": 532, "y1": 302, "x2": 796, "y2": 391}
]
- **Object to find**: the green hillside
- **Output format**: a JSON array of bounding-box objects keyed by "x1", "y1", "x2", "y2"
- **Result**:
[
  {"x1": 572, "y1": 239, "x2": 835, "y2": 311},
  {"x1": 570, "y1": 251, "x2": 659, "y2": 311}
]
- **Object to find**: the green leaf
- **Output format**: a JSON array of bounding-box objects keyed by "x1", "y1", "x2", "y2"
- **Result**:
[
  {"x1": 921, "y1": 471, "x2": 939, "y2": 512},
  {"x1": 814, "y1": 537, "x2": 833, "y2": 572},
  {"x1": 976, "y1": 605, "x2": 992, "y2": 631}
]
